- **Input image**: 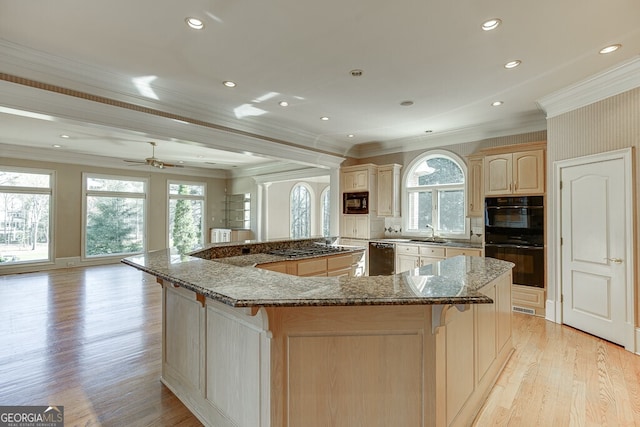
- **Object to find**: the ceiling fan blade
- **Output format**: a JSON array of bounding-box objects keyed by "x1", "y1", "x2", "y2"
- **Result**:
[
  {"x1": 160, "y1": 162, "x2": 184, "y2": 168},
  {"x1": 124, "y1": 159, "x2": 146, "y2": 164}
]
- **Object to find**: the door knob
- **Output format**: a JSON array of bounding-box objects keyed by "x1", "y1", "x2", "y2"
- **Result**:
[{"x1": 606, "y1": 257, "x2": 623, "y2": 264}]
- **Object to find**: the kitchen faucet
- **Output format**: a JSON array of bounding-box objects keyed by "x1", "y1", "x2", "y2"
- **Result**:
[{"x1": 425, "y1": 224, "x2": 435, "y2": 237}]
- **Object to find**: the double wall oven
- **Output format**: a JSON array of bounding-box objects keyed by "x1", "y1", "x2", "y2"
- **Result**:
[{"x1": 484, "y1": 196, "x2": 544, "y2": 288}]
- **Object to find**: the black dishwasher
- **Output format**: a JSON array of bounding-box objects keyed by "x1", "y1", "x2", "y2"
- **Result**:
[{"x1": 368, "y1": 242, "x2": 395, "y2": 276}]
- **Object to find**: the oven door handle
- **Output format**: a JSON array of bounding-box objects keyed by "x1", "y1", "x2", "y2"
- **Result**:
[{"x1": 485, "y1": 243, "x2": 544, "y2": 250}]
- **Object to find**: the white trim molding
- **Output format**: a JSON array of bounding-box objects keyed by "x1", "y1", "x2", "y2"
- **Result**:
[{"x1": 537, "y1": 56, "x2": 640, "y2": 118}]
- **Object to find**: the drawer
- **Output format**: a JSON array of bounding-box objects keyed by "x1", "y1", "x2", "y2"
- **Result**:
[
  {"x1": 296, "y1": 258, "x2": 328, "y2": 276},
  {"x1": 512, "y1": 284, "x2": 545, "y2": 309},
  {"x1": 446, "y1": 248, "x2": 482, "y2": 257},
  {"x1": 327, "y1": 254, "x2": 353, "y2": 271},
  {"x1": 396, "y1": 244, "x2": 419, "y2": 255},
  {"x1": 419, "y1": 246, "x2": 446, "y2": 257}
]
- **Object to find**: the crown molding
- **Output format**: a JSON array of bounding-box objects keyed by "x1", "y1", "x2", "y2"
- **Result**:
[
  {"x1": 537, "y1": 56, "x2": 640, "y2": 118},
  {"x1": 350, "y1": 112, "x2": 547, "y2": 158},
  {"x1": 0, "y1": 143, "x2": 228, "y2": 178}
]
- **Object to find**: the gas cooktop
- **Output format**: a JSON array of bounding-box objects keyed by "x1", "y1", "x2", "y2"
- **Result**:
[{"x1": 268, "y1": 246, "x2": 348, "y2": 258}]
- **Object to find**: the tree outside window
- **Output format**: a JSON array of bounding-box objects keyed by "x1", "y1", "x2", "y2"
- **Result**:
[
  {"x1": 320, "y1": 186, "x2": 330, "y2": 237},
  {"x1": 404, "y1": 152, "x2": 466, "y2": 236},
  {"x1": 168, "y1": 182, "x2": 205, "y2": 253},
  {"x1": 0, "y1": 169, "x2": 53, "y2": 264},
  {"x1": 84, "y1": 174, "x2": 146, "y2": 257},
  {"x1": 291, "y1": 184, "x2": 311, "y2": 238}
]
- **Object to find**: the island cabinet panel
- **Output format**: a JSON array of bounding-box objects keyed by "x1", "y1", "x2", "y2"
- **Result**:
[
  {"x1": 267, "y1": 305, "x2": 436, "y2": 427},
  {"x1": 164, "y1": 285, "x2": 204, "y2": 393},
  {"x1": 434, "y1": 270, "x2": 513, "y2": 427},
  {"x1": 288, "y1": 333, "x2": 423, "y2": 426},
  {"x1": 441, "y1": 306, "x2": 475, "y2": 426},
  {"x1": 476, "y1": 286, "x2": 497, "y2": 382},
  {"x1": 205, "y1": 307, "x2": 262, "y2": 427}
]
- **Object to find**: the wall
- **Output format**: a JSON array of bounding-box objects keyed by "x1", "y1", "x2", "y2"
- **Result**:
[
  {"x1": 266, "y1": 180, "x2": 329, "y2": 239},
  {"x1": 0, "y1": 157, "x2": 226, "y2": 273},
  {"x1": 546, "y1": 87, "x2": 640, "y2": 326}
]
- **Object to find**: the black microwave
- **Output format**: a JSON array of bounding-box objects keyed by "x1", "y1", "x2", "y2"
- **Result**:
[{"x1": 343, "y1": 192, "x2": 369, "y2": 214}]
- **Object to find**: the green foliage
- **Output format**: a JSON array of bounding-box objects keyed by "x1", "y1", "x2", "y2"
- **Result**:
[
  {"x1": 86, "y1": 197, "x2": 143, "y2": 256},
  {"x1": 172, "y1": 185, "x2": 198, "y2": 253}
]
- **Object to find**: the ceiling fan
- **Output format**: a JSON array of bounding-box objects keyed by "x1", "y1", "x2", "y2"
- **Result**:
[{"x1": 124, "y1": 142, "x2": 183, "y2": 169}]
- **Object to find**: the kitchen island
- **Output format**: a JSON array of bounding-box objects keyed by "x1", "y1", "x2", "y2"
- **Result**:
[{"x1": 123, "y1": 238, "x2": 514, "y2": 427}]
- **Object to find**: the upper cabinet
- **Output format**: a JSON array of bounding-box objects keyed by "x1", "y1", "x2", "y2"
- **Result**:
[
  {"x1": 467, "y1": 155, "x2": 484, "y2": 217},
  {"x1": 377, "y1": 164, "x2": 401, "y2": 217},
  {"x1": 342, "y1": 168, "x2": 370, "y2": 191},
  {"x1": 483, "y1": 144, "x2": 545, "y2": 196}
]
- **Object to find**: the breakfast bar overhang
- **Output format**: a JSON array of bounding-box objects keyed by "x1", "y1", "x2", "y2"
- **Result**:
[{"x1": 123, "y1": 240, "x2": 514, "y2": 427}]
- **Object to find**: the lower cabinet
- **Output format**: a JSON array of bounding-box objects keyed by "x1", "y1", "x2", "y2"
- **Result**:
[
  {"x1": 395, "y1": 244, "x2": 483, "y2": 274},
  {"x1": 256, "y1": 253, "x2": 362, "y2": 277},
  {"x1": 512, "y1": 284, "x2": 546, "y2": 316}
]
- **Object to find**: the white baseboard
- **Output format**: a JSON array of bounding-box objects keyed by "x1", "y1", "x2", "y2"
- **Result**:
[
  {"x1": 636, "y1": 328, "x2": 640, "y2": 355},
  {"x1": 0, "y1": 256, "x2": 120, "y2": 275}
]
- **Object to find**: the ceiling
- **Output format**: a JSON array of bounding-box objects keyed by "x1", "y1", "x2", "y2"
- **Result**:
[{"x1": 1, "y1": 0, "x2": 639, "y2": 176}]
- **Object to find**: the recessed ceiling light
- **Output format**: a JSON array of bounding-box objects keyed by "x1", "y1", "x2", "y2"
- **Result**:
[
  {"x1": 197, "y1": 155, "x2": 204, "y2": 158},
  {"x1": 223, "y1": 81, "x2": 236, "y2": 88},
  {"x1": 178, "y1": 160, "x2": 185, "y2": 164},
  {"x1": 504, "y1": 60, "x2": 522, "y2": 69},
  {"x1": 481, "y1": 18, "x2": 501, "y2": 31},
  {"x1": 348, "y1": 134, "x2": 355, "y2": 138},
  {"x1": 59, "y1": 134, "x2": 70, "y2": 139},
  {"x1": 599, "y1": 44, "x2": 621, "y2": 54},
  {"x1": 52, "y1": 144, "x2": 62, "y2": 148},
  {"x1": 320, "y1": 116, "x2": 330, "y2": 121},
  {"x1": 278, "y1": 101, "x2": 289, "y2": 107},
  {"x1": 400, "y1": 100, "x2": 414, "y2": 106},
  {"x1": 185, "y1": 17, "x2": 204, "y2": 30},
  {"x1": 491, "y1": 101, "x2": 504, "y2": 106}
]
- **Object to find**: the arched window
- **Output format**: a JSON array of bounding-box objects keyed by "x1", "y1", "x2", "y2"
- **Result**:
[
  {"x1": 403, "y1": 151, "x2": 467, "y2": 237},
  {"x1": 320, "y1": 186, "x2": 330, "y2": 237},
  {"x1": 290, "y1": 183, "x2": 311, "y2": 238}
]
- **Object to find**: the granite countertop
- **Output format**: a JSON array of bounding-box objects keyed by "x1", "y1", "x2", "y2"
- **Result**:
[
  {"x1": 370, "y1": 238, "x2": 483, "y2": 249},
  {"x1": 122, "y1": 240, "x2": 513, "y2": 308}
]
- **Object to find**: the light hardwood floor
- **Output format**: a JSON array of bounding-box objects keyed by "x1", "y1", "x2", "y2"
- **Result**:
[{"x1": 1, "y1": 264, "x2": 639, "y2": 426}]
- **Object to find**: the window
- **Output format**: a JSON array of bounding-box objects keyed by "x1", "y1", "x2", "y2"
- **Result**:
[
  {"x1": 403, "y1": 151, "x2": 467, "y2": 237},
  {"x1": 320, "y1": 186, "x2": 330, "y2": 237},
  {"x1": 0, "y1": 167, "x2": 53, "y2": 265},
  {"x1": 290, "y1": 183, "x2": 311, "y2": 238},
  {"x1": 168, "y1": 181, "x2": 205, "y2": 252},
  {"x1": 83, "y1": 174, "x2": 147, "y2": 258}
]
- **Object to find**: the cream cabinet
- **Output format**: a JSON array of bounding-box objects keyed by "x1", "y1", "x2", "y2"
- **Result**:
[
  {"x1": 342, "y1": 215, "x2": 370, "y2": 239},
  {"x1": 467, "y1": 156, "x2": 484, "y2": 217},
  {"x1": 257, "y1": 253, "x2": 362, "y2": 278},
  {"x1": 377, "y1": 164, "x2": 401, "y2": 217},
  {"x1": 484, "y1": 149, "x2": 545, "y2": 196},
  {"x1": 395, "y1": 243, "x2": 480, "y2": 274},
  {"x1": 343, "y1": 169, "x2": 368, "y2": 191},
  {"x1": 512, "y1": 284, "x2": 546, "y2": 317}
]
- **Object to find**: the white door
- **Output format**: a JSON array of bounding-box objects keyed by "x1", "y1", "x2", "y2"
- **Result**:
[{"x1": 560, "y1": 152, "x2": 631, "y2": 347}]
